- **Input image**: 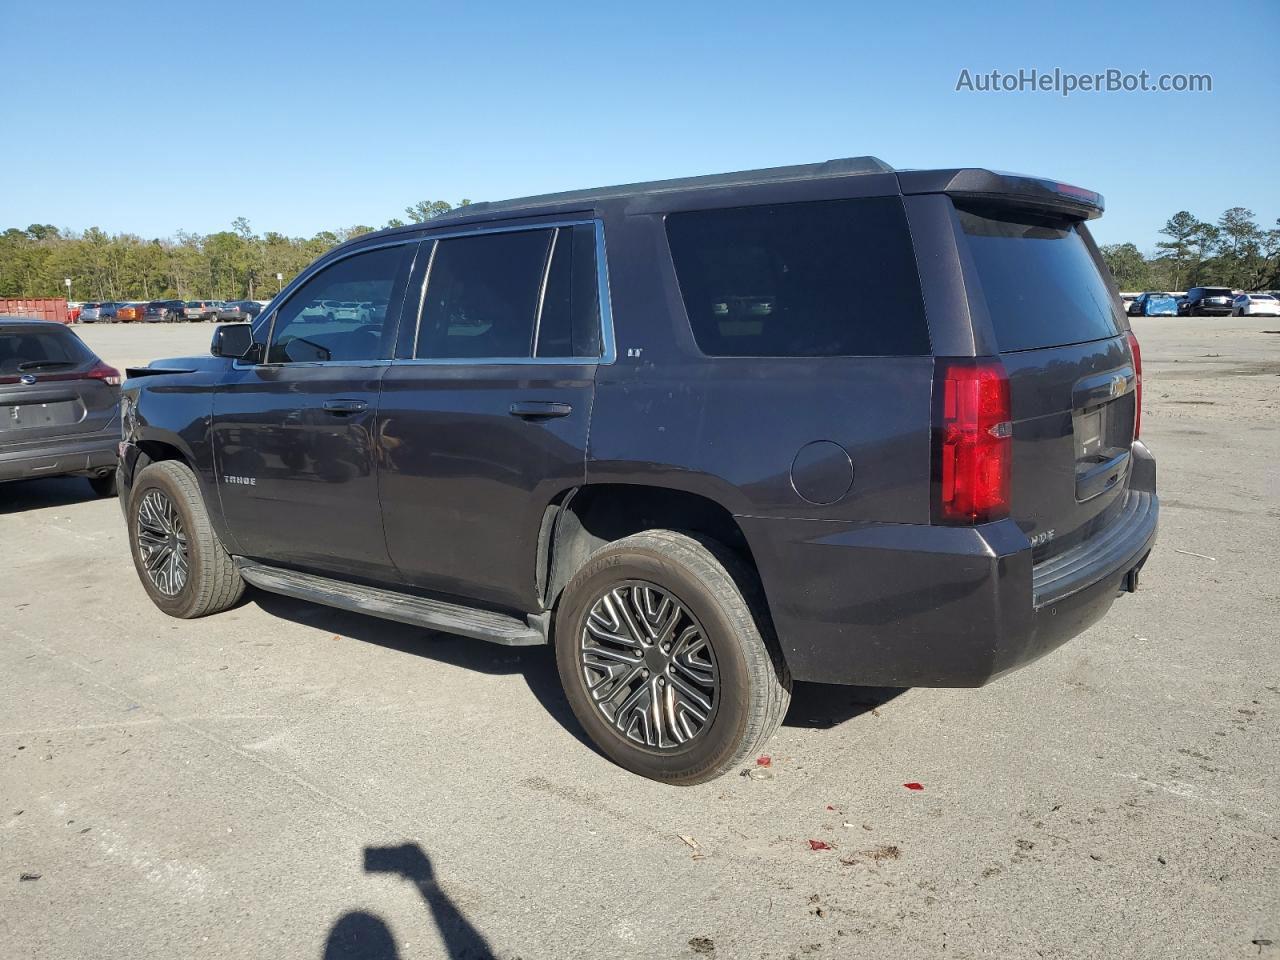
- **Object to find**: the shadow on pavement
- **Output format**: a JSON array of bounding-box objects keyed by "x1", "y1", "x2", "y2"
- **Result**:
[
  {"x1": 324, "y1": 843, "x2": 494, "y2": 960},
  {"x1": 0, "y1": 475, "x2": 105, "y2": 515},
  {"x1": 253, "y1": 592, "x2": 902, "y2": 749},
  {"x1": 252, "y1": 591, "x2": 597, "y2": 754},
  {"x1": 783, "y1": 683, "x2": 905, "y2": 729}
]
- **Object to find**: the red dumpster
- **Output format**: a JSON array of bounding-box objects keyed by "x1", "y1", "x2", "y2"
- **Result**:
[{"x1": 0, "y1": 299, "x2": 72, "y2": 324}]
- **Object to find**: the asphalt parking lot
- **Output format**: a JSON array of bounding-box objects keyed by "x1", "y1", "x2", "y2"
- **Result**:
[{"x1": 2, "y1": 318, "x2": 1277, "y2": 960}]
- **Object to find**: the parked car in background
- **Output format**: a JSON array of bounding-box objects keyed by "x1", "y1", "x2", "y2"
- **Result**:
[
  {"x1": 222, "y1": 300, "x2": 264, "y2": 322},
  {"x1": 1178, "y1": 287, "x2": 1235, "y2": 316},
  {"x1": 67, "y1": 302, "x2": 83, "y2": 324},
  {"x1": 144, "y1": 300, "x2": 185, "y2": 322},
  {"x1": 1127, "y1": 292, "x2": 1179, "y2": 317},
  {"x1": 115, "y1": 302, "x2": 146, "y2": 323},
  {"x1": 182, "y1": 300, "x2": 223, "y2": 321},
  {"x1": 1231, "y1": 293, "x2": 1280, "y2": 317},
  {"x1": 79, "y1": 301, "x2": 122, "y2": 323},
  {"x1": 117, "y1": 157, "x2": 1157, "y2": 784},
  {"x1": 0, "y1": 317, "x2": 121, "y2": 495}
]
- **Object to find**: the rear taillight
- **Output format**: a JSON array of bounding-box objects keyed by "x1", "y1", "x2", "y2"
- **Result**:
[
  {"x1": 84, "y1": 362, "x2": 122, "y2": 386},
  {"x1": 935, "y1": 358, "x2": 1012, "y2": 525},
  {"x1": 1127, "y1": 330, "x2": 1142, "y2": 440}
]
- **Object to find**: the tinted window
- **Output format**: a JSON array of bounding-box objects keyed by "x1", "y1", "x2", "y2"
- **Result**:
[
  {"x1": 0, "y1": 327, "x2": 95, "y2": 375},
  {"x1": 267, "y1": 244, "x2": 412, "y2": 363},
  {"x1": 957, "y1": 206, "x2": 1120, "y2": 353},
  {"x1": 536, "y1": 224, "x2": 601, "y2": 358},
  {"x1": 416, "y1": 230, "x2": 551, "y2": 360},
  {"x1": 665, "y1": 197, "x2": 929, "y2": 357}
]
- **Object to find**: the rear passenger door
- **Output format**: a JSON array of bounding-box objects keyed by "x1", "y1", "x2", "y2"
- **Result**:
[{"x1": 378, "y1": 221, "x2": 608, "y2": 612}]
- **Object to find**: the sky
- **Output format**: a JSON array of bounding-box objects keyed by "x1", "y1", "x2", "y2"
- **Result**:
[{"x1": 2, "y1": 0, "x2": 1276, "y2": 252}]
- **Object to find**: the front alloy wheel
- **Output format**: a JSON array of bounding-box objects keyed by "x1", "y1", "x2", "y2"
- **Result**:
[{"x1": 135, "y1": 489, "x2": 189, "y2": 596}]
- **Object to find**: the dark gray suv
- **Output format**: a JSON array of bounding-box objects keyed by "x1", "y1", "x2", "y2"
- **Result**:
[
  {"x1": 1, "y1": 318, "x2": 121, "y2": 495},
  {"x1": 116, "y1": 158, "x2": 1158, "y2": 783}
]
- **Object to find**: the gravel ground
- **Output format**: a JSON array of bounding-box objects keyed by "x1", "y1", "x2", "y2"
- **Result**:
[{"x1": 1, "y1": 317, "x2": 1276, "y2": 960}]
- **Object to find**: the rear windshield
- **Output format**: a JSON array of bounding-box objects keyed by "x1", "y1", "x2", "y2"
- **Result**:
[
  {"x1": 957, "y1": 206, "x2": 1120, "y2": 353},
  {"x1": 0, "y1": 327, "x2": 95, "y2": 375},
  {"x1": 665, "y1": 197, "x2": 929, "y2": 357},
  {"x1": 1200, "y1": 289, "x2": 1231, "y2": 296}
]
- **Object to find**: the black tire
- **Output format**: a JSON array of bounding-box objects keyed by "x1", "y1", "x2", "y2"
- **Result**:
[
  {"x1": 87, "y1": 470, "x2": 117, "y2": 498},
  {"x1": 126, "y1": 460, "x2": 244, "y2": 618},
  {"x1": 554, "y1": 530, "x2": 791, "y2": 785}
]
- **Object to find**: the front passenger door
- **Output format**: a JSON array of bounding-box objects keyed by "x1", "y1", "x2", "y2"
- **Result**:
[{"x1": 211, "y1": 241, "x2": 418, "y2": 580}]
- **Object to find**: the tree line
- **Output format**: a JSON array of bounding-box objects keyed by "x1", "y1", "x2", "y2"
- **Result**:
[
  {"x1": 0, "y1": 200, "x2": 469, "y2": 303},
  {"x1": 2, "y1": 198, "x2": 1276, "y2": 303},
  {"x1": 1099, "y1": 207, "x2": 1280, "y2": 292}
]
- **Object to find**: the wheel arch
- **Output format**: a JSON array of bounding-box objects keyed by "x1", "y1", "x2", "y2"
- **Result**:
[{"x1": 540, "y1": 482, "x2": 767, "y2": 619}]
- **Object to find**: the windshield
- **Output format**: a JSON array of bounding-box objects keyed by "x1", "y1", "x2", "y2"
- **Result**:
[{"x1": 956, "y1": 205, "x2": 1120, "y2": 353}]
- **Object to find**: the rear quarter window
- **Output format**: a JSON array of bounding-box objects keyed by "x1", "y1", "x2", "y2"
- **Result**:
[
  {"x1": 665, "y1": 197, "x2": 930, "y2": 357},
  {"x1": 957, "y1": 206, "x2": 1120, "y2": 353}
]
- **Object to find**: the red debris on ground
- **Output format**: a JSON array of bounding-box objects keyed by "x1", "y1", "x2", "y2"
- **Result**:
[
  {"x1": 756, "y1": 755, "x2": 772, "y2": 767},
  {"x1": 903, "y1": 782, "x2": 924, "y2": 791},
  {"x1": 808, "y1": 840, "x2": 833, "y2": 851}
]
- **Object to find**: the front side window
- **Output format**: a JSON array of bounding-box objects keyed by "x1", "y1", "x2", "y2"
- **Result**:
[
  {"x1": 665, "y1": 197, "x2": 930, "y2": 357},
  {"x1": 267, "y1": 244, "x2": 413, "y2": 363}
]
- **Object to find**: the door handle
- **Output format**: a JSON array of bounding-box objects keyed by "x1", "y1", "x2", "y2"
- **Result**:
[
  {"x1": 509, "y1": 400, "x2": 573, "y2": 420},
  {"x1": 322, "y1": 398, "x2": 368, "y2": 414}
]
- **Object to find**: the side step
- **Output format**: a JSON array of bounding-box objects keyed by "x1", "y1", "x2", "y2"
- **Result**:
[{"x1": 234, "y1": 559, "x2": 546, "y2": 646}]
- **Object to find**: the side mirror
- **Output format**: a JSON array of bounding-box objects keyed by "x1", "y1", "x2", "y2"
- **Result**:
[{"x1": 211, "y1": 323, "x2": 259, "y2": 361}]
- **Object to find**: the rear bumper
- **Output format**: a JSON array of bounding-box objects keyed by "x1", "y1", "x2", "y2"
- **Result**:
[
  {"x1": 739, "y1": 441, "x2": 1158, "y2": 688},
  {"x1": 0, "y1": 429, "x2": 119, "y2": 483}
]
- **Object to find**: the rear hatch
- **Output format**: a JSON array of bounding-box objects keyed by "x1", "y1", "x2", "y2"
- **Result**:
[
  {"x1": 0, "y1": 325, "x2": 120, "y2": 443},
  {"x1": 953, "y1": 201, "x2": 1137, "y2": 563}
]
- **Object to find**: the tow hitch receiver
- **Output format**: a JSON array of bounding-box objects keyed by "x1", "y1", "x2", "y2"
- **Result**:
[{"x1": 1121, "y1": 552, "x2": 1150, "y2": 594}]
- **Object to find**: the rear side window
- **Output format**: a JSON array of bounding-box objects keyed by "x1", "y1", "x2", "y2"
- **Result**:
[
  {"x1": 414, "y1": 225, "x2": 602, "y2": 361},
  {"x1": 417, "y1": 230, "x2": 549, "y2": 360},
  {"x1": 665, "y1": 197, "x2": 929, "y2": 357},
  {"x1": 957, "y1": 207, "x2": 1120, "y2": 353}
]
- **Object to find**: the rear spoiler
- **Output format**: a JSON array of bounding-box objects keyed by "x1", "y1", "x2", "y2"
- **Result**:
[
  {"x1": 123, "y1": 354, "x2": 222, "y2": 380},
  {"x1": 124, "y1": 365, "x2": 199, "y2": 379},
  {"x1": 897, "y1": 168, "x2": 1104, "y2": 221}
]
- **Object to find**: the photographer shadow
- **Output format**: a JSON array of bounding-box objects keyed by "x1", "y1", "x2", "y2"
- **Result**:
[{"x1": 324, "y1": 843, "x2": 494, "y2": 960}]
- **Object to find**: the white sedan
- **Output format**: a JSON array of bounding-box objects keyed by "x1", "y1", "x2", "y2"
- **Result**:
[{"x1": 1231, "y1": 294, "x2": 1280, "y2": 317}]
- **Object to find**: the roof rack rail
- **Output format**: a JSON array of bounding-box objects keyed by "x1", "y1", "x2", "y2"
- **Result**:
[{"x1": 436, "y1": 156, "x2": 895, "y2": 219}]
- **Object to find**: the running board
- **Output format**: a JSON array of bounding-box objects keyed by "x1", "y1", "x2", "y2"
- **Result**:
[{"x1": 234, "y1": 560, "x2": 545, "y2": 646}]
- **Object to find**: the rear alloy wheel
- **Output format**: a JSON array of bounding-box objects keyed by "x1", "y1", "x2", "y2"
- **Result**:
[
  {"x1": 580, "y1": 581, "x2": 720, "y2": 748},
  {"x1": 555, "y1": 530, "x2": 791, "y2": 784},
  {"x1": 127, "y1": 460, "x2": 244, "y2": 618}
]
